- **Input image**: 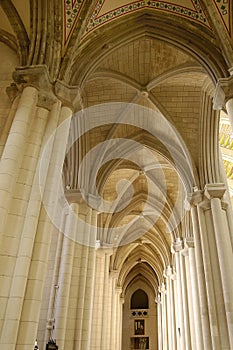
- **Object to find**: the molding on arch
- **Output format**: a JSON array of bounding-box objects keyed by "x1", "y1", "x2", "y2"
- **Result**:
[{"x1": 61, "y1": 12, "x2": 228, "y2": 86}]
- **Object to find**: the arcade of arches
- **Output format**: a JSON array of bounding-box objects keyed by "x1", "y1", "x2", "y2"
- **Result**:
[{"x1": 0, "y1": 1, "x2": 233, "y2": 350}]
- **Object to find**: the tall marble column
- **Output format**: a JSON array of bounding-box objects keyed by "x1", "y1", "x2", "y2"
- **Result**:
[
  {"x1": 182, "y1": 244, "x2": 196, "y2": 349},
  {"x1": 0, "y1": 103, "x2": 49, "y2": 350},
  {"x1": 164, "y1": 266, "x2": 176, "y2": 350},
  {"x1": 100, "y1": 250, "x2": 112, "y2": 349},
  {"x1": 184, "y1": 237, "x2": 204, "y2": 350},
  {"x1": 191, "y1": 186, "x2": 232, "y2": 349},
  {"x1": 157, "y1": 293, "x2": 163, "y2": 350},
  {"x1": 160, "y1": 282, "x2": 168, "y2": 350},
  {"x1": 0, "y1": 91, "x2": 19, "y2": 158},
  {"x1": 109, "y1": 270, "x2": 119, "y2": 349},
  {"x1": 53, "y1": 204, "x2": 77, "y2": 350},
  {"x1": 90, "y1": 248, "x2": 113, "y2": 349},
  {"x1": 0, "y1": 87, "x2": 39, "y2": 337},
  {"x1": 172, "y1": 240, "x2": 186, "y2": 350},
  {"x1": 189, "y1": 191, "x2": 212, "y2": 350},
  {"x1": 205, "y1": 184, "x2": 233, "y2": 349},
  {"x1": 179, "y1": 246, "x2": 191, "y2": 350},
  {"x1": 0, "y1": 86, "x2": 38, "y2": 234}
]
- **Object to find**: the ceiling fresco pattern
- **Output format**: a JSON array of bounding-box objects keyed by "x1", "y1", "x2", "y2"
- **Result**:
[
  {"x1": 63, "y1": 0, "x2": 84, "y2": 45},
  {"x1": 84, "y1": 0, "x2": 210, "y2": 36},
  {"x1": 213, "y1": 0, "x2": 231, "y2": 33},
  {"x1": 63, "y1": 0, "x2": 232, "y2": 45}
]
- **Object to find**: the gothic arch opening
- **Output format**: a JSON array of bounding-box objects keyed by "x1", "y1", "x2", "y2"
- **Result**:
[{"x1": 131, "y1": 289, "x2": 149, "y2": 309}]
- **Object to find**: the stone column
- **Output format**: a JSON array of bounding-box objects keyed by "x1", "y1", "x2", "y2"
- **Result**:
[
  {"x1": 0, "y1": 91, "x2": 19, "y2": 158},
  {"x1": 0, "y1": 103, "x2": 49, "y2": 350},
  {"x1": 44, "y1": 208, "x2": 66, "y2": 345},
  {"x1": 213, "y1": 75, "x2": 233, "y2": 246},
  {"x1": 157, "y1": 293, "x2": 163, "y2": 350},
  {"x1": 196, "y1": 198, "x2": 222, "y2": 349},
  {"x1": 164, "y1": 266, "x2": 176, "y2": 350},
  {"x1": 172, "y1": 240, "x2": 186, "y2": 350},
  {"x1": 179, "y1": 246, "x2": 192, "y2": 350},
  {"x1": 0, "y1": 86, "x2": 38, "y2": 234},
  {"x1": 205, "y1": 184, "x2": 233, "y2": 349},
  {"x1": 90, "y1": 248, "x2": 113, "y2": 349},
  {"x1": 160, "y1": 282, "x2": 168, "y2": 350},
  {"x1": 74, "y1": 206, "x2": 97, "y2": 350},
  {"x1": 182, "y1": 245, "x2": 196, "y2": 350},
  {"x1": 184, "y1": 237, "x2": 204, "y2": 350},
  {"x1": 192, "y1": 187, "x2": 233, "y2": 349},
  {"x1": 100, "y1": 250, "x2": 112, "y2": 349},
  {"x1": 53, "y1": 204, "x2": 77, "y2": 350},
  {"x1": 189, "y1": 191, "x2": 212, "y2": 350},
  {"x1": 15, "y1": 103, "x2": 72, "y2": 350},
  {"x1": 80, "y1": 209, "x2": 97, "y2": 350},
  {"x1": 109, "y1": 270, "x2": 119, "y2": 349},
  {"x1": 118, "y1": 293, "x2": 124, "y2": 350},
  {"x1": 0, "y1": 87, "x2": 38, "y2": 334}
]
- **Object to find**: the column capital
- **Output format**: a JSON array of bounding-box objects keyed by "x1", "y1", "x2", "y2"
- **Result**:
[
  {"x1": 115, "y1": 286, "x2": 122, "y2": 294},
  {"x1": 171, "y1": 238, "x2": 184, "y2": 253},
  {"x1": 164, "y1": 265, "x2": 173, "y2": 277},
  {"x1": 155, "y1": 293, "x2": 161, "y2": 303},
  {"x1": 110, "y1": 269, "x2": 119, "y2": 279},
  {"x1": 160, "y1": 282, "x2": 167, "y2": 294},
  {"x1": 55, "y1": 80, "x2": 81, "y2": 111},
  {"x1": 188, "y1": 190, "x2": 203, "y2": 207},
  {"x1": 12, "y1": 65, "x2": 58, "y2": 110},
  {"x1": 96, "y1": 247, "x2": 113, "y2": 257},
  {"x1": 204, "y1": 183, "x2": 226, "y2": 199},
  {"x1": 213, "y1": 75, "x2": 233, "y2": 109},
  {"x1": 184, "y1": 237, "x2": 195, "y2": 249},
  {"x1": 120, "y1": 297, "x2": 125, "y2": 304},
  {"x1": 65, "y1": 189, "x2": 83, "y2": 204},
  {"x1": 12, "y1": 65, "x2": 81, "y2": 111}
]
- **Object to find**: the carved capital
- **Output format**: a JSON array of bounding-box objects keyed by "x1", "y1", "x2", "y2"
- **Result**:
[
  {"x1": 188, "y1": 190, "x2": 203, "y2": 207},
  {"x1": 198, "y1": 198, "x2": 211, "y2": 210},
  {"x1": 165, "y1": 265, "x2": 173, "y2": 277},
  {"x1": 12, "y1": 65, "x2": 82, "y2": 111},
  {"x1": 171, "y1": 238, "x2": 184, "y2": 253},
  {"x1": 13, "y1": 65, "x2": 57, "y2": 109},
  {"x1": 116, "y1": 286, "x2": 122, "y2": 294},
  {"x1": 160, "y1": 282, "x2": 166, "y2": 294},
  {"x1": 110, "y1": 269, "x2": 119, "y2": 279},
  {"x1": 213, "y1": 75, "x2": 233, "y2": 110},
  {"x1": 65, "y1": 189, "x2": 83, "y2": 204},
  {"x1": 184, "y1": 237, "x2": 195, "y2": 249},
  {"x1": 96, "y1": 247, "x2": 113, "y2": 257},
  {"x1": 204, "y1": 183, "x2": 226, "y2": 200},
  {"x1": 55, "y1": 80, "x2": 81, "y2": 111},
  {"x1": 13, "y1": 64, "x2": 52, "y2": 90}
]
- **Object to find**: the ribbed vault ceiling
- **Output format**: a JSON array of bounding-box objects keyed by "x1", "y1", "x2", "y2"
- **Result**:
[{"x1": 63, "y1": 34, "x2": 211, "y2": 292}]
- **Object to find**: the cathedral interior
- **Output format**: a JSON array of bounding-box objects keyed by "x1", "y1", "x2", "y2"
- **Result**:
[{"x1": 0, "y1": 1, "x2": 233, "y2": 349}]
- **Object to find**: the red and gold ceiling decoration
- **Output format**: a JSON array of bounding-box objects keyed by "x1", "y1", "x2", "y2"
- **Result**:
[{"x1": 63, "y1": 0, "x2": 231, "y2": 46}]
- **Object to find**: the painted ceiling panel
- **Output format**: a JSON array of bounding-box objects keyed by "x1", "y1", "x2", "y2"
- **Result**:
[
  {"x1": 84, "y1": 0, "x2": 210, "y2": 36},
  {"x1": 98, "y1": 0, "x2": 196, "y2": 16},
  {"x1": 64, "y1": 0, "x2": 84, "y2": 45},
  {"x1": 213, "y1": 0, "x2": 231, "y2": 34},
  {"x1": 63, "y1": 0, "x2": 211, "y2": 45}
]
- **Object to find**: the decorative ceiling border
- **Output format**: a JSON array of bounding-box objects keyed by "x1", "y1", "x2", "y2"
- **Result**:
[
  {"x1": 213, "y1": 0, "x2": 231, "y2": 35},
  {"x1": 83, "y1": 0, "x2": 211, "y2": 38},
  {"x1": 63, "y1": 0, "x2": 84, "y2": 46}
]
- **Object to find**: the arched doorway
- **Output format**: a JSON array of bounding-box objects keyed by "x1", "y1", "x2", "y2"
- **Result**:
[{"x1": 122, "y1": 284, "x2": 157, "y2": 350}]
